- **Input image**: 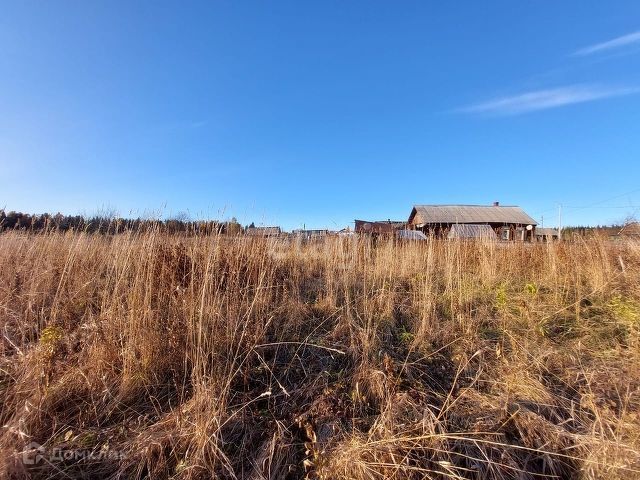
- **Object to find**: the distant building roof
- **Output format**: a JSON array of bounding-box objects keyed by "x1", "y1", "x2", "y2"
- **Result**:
[
  {"x1": 447, "y1": 224, "x2": 498, "y2": 240},
  {"x1": 358, "y1": 220, "x2": 405, "y2": 228},
  {"x1": 246, "y1": 226, "x2": 281, "y2": 236},
  {"x1": 409, "y1": 205, "x2": 537, "y2": 226}
]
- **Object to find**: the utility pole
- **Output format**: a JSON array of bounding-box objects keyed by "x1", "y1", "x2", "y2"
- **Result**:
[
  {"x1": 541, "y1": 215, "x2": 544, "y2": 228},
  {"x1": 558, "y1": 204, "x2": 562, "y2": 240}
]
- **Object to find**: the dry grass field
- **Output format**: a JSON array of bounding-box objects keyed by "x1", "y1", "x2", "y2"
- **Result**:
[{"x1": 1, "y1": 231, "x2": 639, "y2": 479}]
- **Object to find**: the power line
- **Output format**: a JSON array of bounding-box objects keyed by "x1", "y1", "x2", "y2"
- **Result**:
[
  {"x1": 564, "y1": 205, "x2": 640, "y2": 209},
  {"x1": 533, "y1": 187, "x2": 640, "y2": 217},
  {"x1": 564, "y1": 187, "x2": 640, "y2": 209}
]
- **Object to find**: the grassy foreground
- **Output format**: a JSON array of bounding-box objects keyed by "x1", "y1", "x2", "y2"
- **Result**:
[{"x1": 1, "y1": 231, "x2": 639, "y2": 479}]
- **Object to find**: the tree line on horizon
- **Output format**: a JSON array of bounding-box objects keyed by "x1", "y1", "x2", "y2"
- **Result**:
[{"x1": 0, "y1": 210, "x2": 245, "y2": 235}]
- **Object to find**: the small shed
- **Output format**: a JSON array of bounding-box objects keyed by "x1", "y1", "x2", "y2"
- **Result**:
[
  {"x1": 447, "y1": 224, "x2": 498, "y2": 240},
  {"x1": 535, "y1": 228, "x2": 560, "y2": 242}
]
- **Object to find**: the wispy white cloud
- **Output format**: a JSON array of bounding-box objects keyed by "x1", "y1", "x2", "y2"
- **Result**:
[
  {"x1": 458, "y1": 84, "x2": 638, "y2": 116},
  {"x1": 574, "y1": 30, "x2": 640, "y2": 56}
]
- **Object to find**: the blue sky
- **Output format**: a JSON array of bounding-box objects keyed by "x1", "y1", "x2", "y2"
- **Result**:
[{"x1": 1, "y1": 1, "x2": 640, "y2": 230}]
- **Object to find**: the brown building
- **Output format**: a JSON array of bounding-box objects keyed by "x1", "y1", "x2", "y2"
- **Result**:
[
  {"x1": 354, "y1": 219, "x2": 405, "y2": 235},
  {"x1": 407, "y1": 203, "x2": 537, "y2": 241}
]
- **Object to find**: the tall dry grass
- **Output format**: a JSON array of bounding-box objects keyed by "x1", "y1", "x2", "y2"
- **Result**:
[{"x1": 0, "y1": 230, "x2": 639, "y2": 479}]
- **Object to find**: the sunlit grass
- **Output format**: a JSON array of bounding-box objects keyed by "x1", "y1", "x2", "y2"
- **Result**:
[{"x1": 1, "y1": 230, "x2": 639, "y2": 479}]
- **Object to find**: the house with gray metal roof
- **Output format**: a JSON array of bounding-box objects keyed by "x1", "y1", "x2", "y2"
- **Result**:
[{"x1": 408, "y1": 202, "x2": 537, "y2": 241}]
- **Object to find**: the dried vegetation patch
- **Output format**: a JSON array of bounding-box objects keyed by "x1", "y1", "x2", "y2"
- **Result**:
[{"x1": 0, "y1": 232, "x2": 639, "y2": 479}]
